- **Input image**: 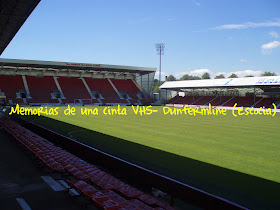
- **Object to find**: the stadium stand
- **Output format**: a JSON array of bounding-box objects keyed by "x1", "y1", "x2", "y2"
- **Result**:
[
  {"x1": 192, "y1": 96, "x2": 216, "y2": 105},
  {"x1": 140, "y1": 97, "x2": 154, "y2": 106},
  {"x1": 58, "y1": 77, "x2": 91, "y2": 104},
  {"x1": 223, "y1": 96, "x2": 256, "y2": 107},
  {"x1": 254, "y1": 98, "x2": 273, "y2": 108},
  {"x1": 26, "y1": 76, "x2": 59, "y2": 104},
  {"x1": 161, "y1": 76, "x2": 280, "y2": 108},
  {"x1": 0, "y1": 117, "x2": 174, "y2": 210},
  {"x1": 171, "y1": 96, "x2": 200, "y2": 105},
  {"x1": 165, "y1": 95, "x2": 180, "y2": 104},
  {"x1": 0, "y1": 74, "x2": 149, "y2": 105},
  {"x1": 84, "y1": 78, "x2": 127, "y2": 104},
  {"x1": 168, "y1": 95, "x2": 275, "y2": 108},
  {"x1": 0, "y1": 58, "x2": 156, "y2": 106},
  {"x1": 111, "y1": 79, "x2": 142, "y2": 104},
  {"x1": 207, "y1": 96, "x2": 233, "y2": 106},
  {"x1": 1, "y1": 72, "x2": 276, "y2": 108},
  {"x1": 0, "y1": 75, "x2": 25, "y2": 104}
]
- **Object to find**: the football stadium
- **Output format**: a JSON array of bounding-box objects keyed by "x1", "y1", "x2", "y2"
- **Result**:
[{"x1": 1, "y1": 1, "x2": 280, "y2": 210}]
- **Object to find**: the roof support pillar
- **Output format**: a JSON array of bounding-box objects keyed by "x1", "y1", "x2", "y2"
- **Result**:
[
  {"x1": 53, "y1": 76, "x2": 65, "y2": 99},
  {"x1": 148, "y1": 73, "x2": 150, "y2": 97},
  {"x1": 81, "y1": 77, "x2": 94, "y2": 99},
  {"x1": 193, "y1": 89, "x2": 194, "y2": 103},
  {"x1": 107, "y1": 78, "x2": 123, "y2": 99},
  {"x1": 22, "y1": 75, "x2": 31, "y2": 98},
  {"x1": 254, "y1": 87, "x2": 256, "y2": 107}
]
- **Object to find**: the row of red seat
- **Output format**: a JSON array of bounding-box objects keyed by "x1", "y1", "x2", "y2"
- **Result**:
[
  {"x1": 169, "y1": 95, "x2": 274, "y2": 108},
  {"x1": 171, "y1": 96, "x2": 200, "y2": 105},
  {"x1": 0, "y1": 75, "x2": 142, "y2": 105},
  {"x1": 0, "y1": 118, "x2": 173, "y2": 210},
  {"x1": 111, "y1": 79, "x2": 140, "y2": 99},
  {"x1": 0, "y1": 75, "x2": 24, "y2": 98},
  {"x1": 68, "y1": 180, "x2": 161, "y2": 210}
]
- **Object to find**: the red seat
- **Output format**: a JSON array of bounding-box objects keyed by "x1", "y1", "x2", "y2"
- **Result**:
[
  {"x1": 111, "y1": 79, "x2": 141, "y2": 99},
  {"x1": 58, "y1": 77, "x2": 91, "y2": 103},
  {"x1": 1, "y1": 118, "x2": 175, "y2": 210},
  {"x1": 26, "y1": 76, "x2": 57, "y2": 104}
]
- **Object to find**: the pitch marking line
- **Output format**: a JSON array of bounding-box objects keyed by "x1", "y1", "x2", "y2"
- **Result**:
[{"x1": 16, "y1": 198, "x2": 32, "y2": 210}]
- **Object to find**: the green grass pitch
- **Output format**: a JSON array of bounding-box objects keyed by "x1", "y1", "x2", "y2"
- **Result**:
[{"x1": 22, "y1": 105, "x2": 280, "y2": 208}]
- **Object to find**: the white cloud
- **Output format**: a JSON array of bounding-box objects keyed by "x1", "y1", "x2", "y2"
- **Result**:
[
  {"x1": 173, "y1": 72, "x2": 188, "y2": 78},
  {"x1": 167, "y1": 18, "x2": 176, "y2": 22},
  {"x1": 155, "y1": 71, "x2": 168, "y2": 76},
  {"x1": 240, "y1": 59, "x2": 247, "y2": 63},
  {"x1": 189, "y1": 69, "x2": 211, "y2": 76},
  {"x1": 215, "y1": 70, "x2": 263, "y2": 78},
  {"x1": 261, "y1": 41, "x2": 280, "y2": 54},
  {"x1": 269, "y1": 31, "x2": 279, "y2": 39},
  {"x1": 214, "y1": 20, "x2": 280, "y2": 30},
  {"x1": 174, "y1": 69, "x2": 212, "y2": 78},
  {"x1": 262, "y1": 41, "x2": 280, "y2": 49},
  {"x1": 155, "y1": 71, "x2": 168, "y2": 80}
]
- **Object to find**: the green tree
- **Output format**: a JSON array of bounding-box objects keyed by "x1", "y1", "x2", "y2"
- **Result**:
[
  {"x1": 261, "y1": 71, "x2": 277, "y2": 76},
  {"x1": 202, "y1": 72, "x2": 211, "y2": 79},
  {"x1": 151, "y1": 79, "x2": 164, "y2": 93},
  {"x1": 180, "y1": 74, "x2": 190, "y2": 80},
  {"x1": 244, "y1": 75, "x2": 254, "y2": 77},
  {"x1": 191, "y1": 76, "x2": 201, "y2": 80},
  {"x1": 215, "y1": 74, "x2": 225, "y2": 79},
  {"x1": 228, "y1": 73, "x2": 238, "y2": 78},
  {"x1": 180, "y1": 74, "x2": 201, "y2": 80},
  {"x1": 166, "y1": 75, "x2": 176, "y2": 81}
]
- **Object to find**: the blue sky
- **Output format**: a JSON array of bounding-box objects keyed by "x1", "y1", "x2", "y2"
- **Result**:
[{"x1": 1, "y1": 0, "x2": 280, "y2": 79}]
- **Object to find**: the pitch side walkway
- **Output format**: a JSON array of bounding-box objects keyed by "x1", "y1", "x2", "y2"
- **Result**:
[{"x1": 0, "y1": 128, "x2": 97, "y2": 210}]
